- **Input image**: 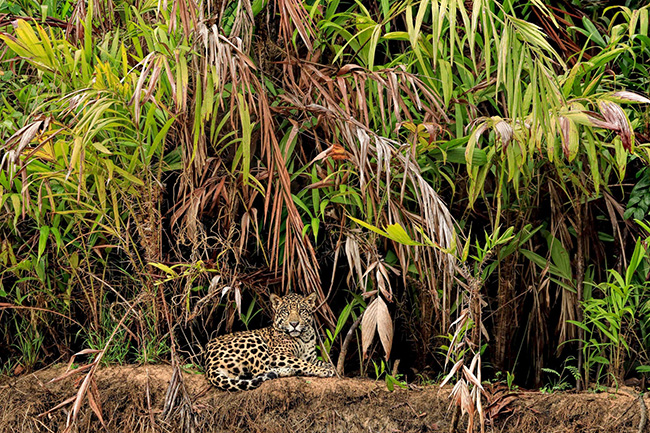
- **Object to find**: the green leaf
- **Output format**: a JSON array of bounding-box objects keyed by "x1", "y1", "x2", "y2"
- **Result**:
[
  {"x1": 580, "y1": 17, "x2": 607, "y2": 47},
  {"x1": 591, "y1": 356, "x2": 610, "y2": 365},
  {"x1": 382, "y1": 31, "x2": 409, "y2": 41},
  {"x1": 149, "y1": 262, "x2": 178, "y2": 277},
  {"x1": 91, "y1": 141, "x2": 113, "y2": 154},
  {"x1": 567, "y1": 320, "x2": 590, "y2": 333},
  {"x1": 461, "y1": 235, "x2": 471, "y2": 262},
  {"x1": 385, "y1": 375, "x2": 394, "y2": 391},
  {"x1": 626, "y1": 240, "x2": 645, "y2": 284},
  {"x1": 520, "y1": 248, "x2": 548, "y2": 269},
  {"x1": 384, "y1": 224, "x2": 421, "y2": 246},
  {"x1": 38, "y1": 226, "x2": 50, "y2": 261},
  {"x1": 113, "y1": 166, "x2": 144, "y2": 186},
  {"x1": 234, "y1": 94, "x2": 252, "y2": 186},
  {"x1": 444, "y1": 147, "x2": 487, "y2": 165},
  {"x1": 311, "y1": 217, "x2": 320, "y2": 241},
  {"x1": 292, "y1": 194, "x2": 313, "y2": 217},
  {"x1": 348, "y1": 216, "x2": 389, "y2": 238},
  {"x1": 50, "y1": 226, "x2": 63, "y2": 252},
  {"x1": 547, "y1": 234, "x2": 572, "y2": 280},
  {"x1": 334, "y1": 303, "x2": 353, "y2": 340}
]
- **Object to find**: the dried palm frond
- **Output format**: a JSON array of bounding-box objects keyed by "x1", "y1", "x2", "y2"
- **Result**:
[
  {"x1": 271, "y1": 60, "x2": 457, "y2": 333},
  {"x1": 441, "y1": 352, "x2": 486, "y2": 433},
  {"x1": 173, "y1": 10, "x2": 333, "y2": 326},
  {"x1": 169, "y1": 0, "x2": 199, "y2": 36},
  {"x1": 361, "y1": 295, "x2": 393, "y2": 360},
  {"x1": 65, "y1": 0, "x2": 116, "y2": 42},
  {"x1": 275, "y1": 0, "x2": 315, "y2": 52},
  {"x1": 483, "y1": 382, "x2": 518, "y2": 423}
]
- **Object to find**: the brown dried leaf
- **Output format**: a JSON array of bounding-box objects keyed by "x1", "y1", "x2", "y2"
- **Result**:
[
  {"x1": 494, "y1": 120, "x2": 513, "y2": 147},
  {"x1": 277, "y1": 0, "x2": 314, "y2": 51},
  {"x1": 87, "y1": 378, "x2": 106, "y2": 428},
  {"x1": 46, "y1": 348, "x2": 103, "y2": 384},
  {"x1": 440, "y1": 359, "x2": 464, "y2": 387},
  {"x1": 162, "y1": 57, "x2": 177, "y2": 109},
  {"x1": 68, "y1": 368, "x2": 94, "y2": 428},
  {"x1": 375, "y1": 261, "x2": 392, "y2": 301},
  {"x1": 360, "y1": 297, "x2": 379, "y2": 358},
  {"x1": 142, "y1": 58, "x2": 163, "y2": 106},
  {"x1": 17, "y1": 121, "x2": 45, "y2": 152},
  {"x1": 462, "y1": 365, "x2": 485, "y2": 391},
  {"x1": 329, "y1": 143, "x2": 348, "y2": 161},
  {"x1": 445, "y1": 310, "x2": 469, "y2": 364},
  {"x1": 486, "y1": 395, "x2": 518, "y2": 419},
  {"x1": 611, "y1": 91, "x2": 650, "y2": 104},
  {"x1": 130, "y1": 53, "x2": 155, "y2": 122},
  {"x1": 48, "y1": 363, "x2": 93, "y2": 383},
  {"x1": 345, "y1": 236, "x2": 363, "y2": 285},
  {"x1": 234, "y1": 285, "x2": 242, "y2": 317},
  {"x1": 337, "y1": 64, "x2": 365, "y2": 75},
  {"x1": 375, "y1": 296, "x2": 393, "y2": 359},
  {"x1": 598, "y1": 100, "x2": 633, "y2": 151},
  {"x1": 468, "y1": 352, "x2": 481, "y2": 376},
  {"x1": 209, "y1": 275, "x2": 221, "y2": 292}
]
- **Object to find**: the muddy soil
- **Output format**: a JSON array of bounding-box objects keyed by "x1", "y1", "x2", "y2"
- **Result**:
[{"x1": 0, "y1": 365, "x2": 646, "y2": 433}]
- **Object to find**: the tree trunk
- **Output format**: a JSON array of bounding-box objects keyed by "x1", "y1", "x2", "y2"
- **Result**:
[{"x1": 494, "y1": 258, "x2": 515, "y2": 372}]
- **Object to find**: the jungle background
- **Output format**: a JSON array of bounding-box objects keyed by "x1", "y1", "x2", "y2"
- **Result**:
[{"x1": 1, "y1": 0, "x2": 650, "y2": 429}]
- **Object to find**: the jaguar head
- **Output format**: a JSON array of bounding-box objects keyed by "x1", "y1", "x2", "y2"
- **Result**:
[{"x1": 270, "y1": 293, "x2": 318, "y2": 337}]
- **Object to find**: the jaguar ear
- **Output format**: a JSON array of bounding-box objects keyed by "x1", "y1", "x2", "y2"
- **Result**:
[
  {"x1": 305, "y1": 292, "x2": 318, "y2": 308},
  {"x1": 269, "y1": 293, "x2": 282, "y2": 310}
]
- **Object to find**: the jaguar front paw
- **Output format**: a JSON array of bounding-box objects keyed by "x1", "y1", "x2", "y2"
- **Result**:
[{"x1": 319, "y1": 366, "x2": 335, "y2": 377}]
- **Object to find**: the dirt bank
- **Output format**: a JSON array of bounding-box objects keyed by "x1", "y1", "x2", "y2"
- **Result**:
[{"x1": 0, "y1": 365, "x2": 646, "y2": 432}]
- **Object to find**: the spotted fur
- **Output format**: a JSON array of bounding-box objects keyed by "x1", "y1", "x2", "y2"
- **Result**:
[{"x1": 204, "y1": 293, "x2": 335, "y2": 391}]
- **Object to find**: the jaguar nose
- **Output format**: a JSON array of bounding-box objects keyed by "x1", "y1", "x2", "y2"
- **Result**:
[{"x1": 289, "y1": 321, "x2": 299, "y2": 328}]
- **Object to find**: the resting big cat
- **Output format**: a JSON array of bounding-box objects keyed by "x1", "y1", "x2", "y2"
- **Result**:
[{"x1": 204, "y1": 293, "x2": 335, "y2": 391}]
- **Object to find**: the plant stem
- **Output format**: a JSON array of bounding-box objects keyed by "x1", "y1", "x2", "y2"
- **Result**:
[
  {"x1": 337, "y1": 315, "x2": 363, "y2": 376},
  {"x1": 576, "y1": 199, "x2": 585, "y2": 391}
]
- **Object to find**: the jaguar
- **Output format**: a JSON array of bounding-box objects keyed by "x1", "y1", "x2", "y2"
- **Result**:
[{"x1": 204, "y1": 292, "x2": 336, "y2": 391}]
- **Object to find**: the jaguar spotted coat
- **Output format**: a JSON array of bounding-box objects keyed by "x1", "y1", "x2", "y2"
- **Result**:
[{"x1": 204, "y1": 293, "x2": 335, "y2": 391}]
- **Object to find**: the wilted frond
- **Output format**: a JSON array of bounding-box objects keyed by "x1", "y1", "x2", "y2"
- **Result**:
[
  {"x1": 276, "y1": 0, "x2": 315, "y2": 51},
  {"x1": 444, "y1": 353, "x2": 486, "y2": 433},
  {"x1": 270, "y1": 59, "x2": 457, "y2": 334},
  {"x1": 169, "y1": 0, "x2": 199, "y2": 36},
  {"x1": 360, "y1": 296, "x2": 392, "y2": 359},
  {"x1": 65, "y1": 0, "x2": 116, "y2": 42},
  {"x1": 340, "y1": 124, "x2": 457, "y2": 288},
  {"x1": 178, "y1": 12, "x2": 331, "y2": 324}
]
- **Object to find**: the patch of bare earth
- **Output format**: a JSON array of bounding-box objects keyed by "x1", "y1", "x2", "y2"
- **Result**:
[{"x1": 0, "y1": 365, "x2": 646, "y2": 432}]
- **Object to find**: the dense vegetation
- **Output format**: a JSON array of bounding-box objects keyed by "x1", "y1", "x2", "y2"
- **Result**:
[{"x1": 1, "y1": 0, "x2": 650, "y2": 426}]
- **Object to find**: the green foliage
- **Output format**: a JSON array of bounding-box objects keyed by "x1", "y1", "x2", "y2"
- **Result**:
[
  {"x1": 506, "y1": 371, "x2": 516, "y2": 392},
  {"x1": 0, "y1": 8, "x2": 183, "y2": 369},
  {"x1": 569, "y1": 237, "x2": 650, "y2": 386},
  {"x1": 521, "y1": 231, "x2": 576, "y2": 291},
  {"x1": 625, "y1": 167, "x2": 650, "y2": 220},
  {"x1": 239, "y1": 297, "x2": 263, "y2": 331},
  {"x1": 492, "y1": 370, "x2": 518, "y2": 392},
  {"x1": 541, "y1": 357, "x2": 581, "y2": 393},
  {"x1": 85, "y1": 295, "x2": 131, "y2": 365},
  {"x1": 11, "y1": 317, "x2": 44, "y2": 371},
  {"x1": 372, "y1": 359, "x2": 407, "y2": 392},
  {"x1": 323, "y1": 295, "x2": 363, "y2": 355}
]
